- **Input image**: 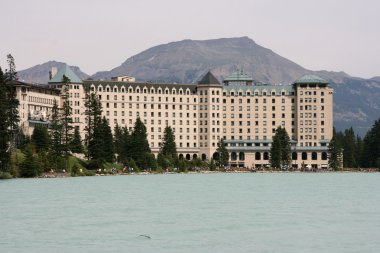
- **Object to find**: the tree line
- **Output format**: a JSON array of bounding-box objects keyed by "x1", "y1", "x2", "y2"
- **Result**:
[{"x1": 1, "y1": 55, "x2": 379, "y2": 178}]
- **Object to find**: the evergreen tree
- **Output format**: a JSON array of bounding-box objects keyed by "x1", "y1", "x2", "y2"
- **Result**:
[
  {"x1": 270, "y1": 127, "x2": 291, "y2": 169},
  {"x1": 113, "y1": 124, "x2": 124, "y2": 162},
  {"x1": 343, "y1": 127, "x2": 356, "y2": 168},
  {"x1": 4, "y1": 54, "x2": 20, "y2": 150},
  {"x1": 19, "y1": 145, "x2": 41, "y2": 178},
  {"x1": 70, "y1": 127, "x2": 83, "y2": 153},
  {"x1": 60, "y1": 75, "x2": 73, "y2": 163},
  {"x1": 278, "y1": 127, "x2": 291, "y2": 166},
  {"x1": 84, "y1": 91, "x2": 103, "y2": 161},
  {"x1": 121, "y1": 127, "x2": 131, "y2": 163},
  {"x1": 0, "y1": 67, "x2": 10, "y2": 172},
  {"x1": 49, "y1": 99, "x2": 62, "y2": 157},
  {"x1": 101, "y1": 117, "x2": 114, "y2": 162},
  {"x1": 129, "y1": 117, "x2": 151, "y2": 168},
  {"x1": 355, "y1": 135, "x2": 364, "y2": 167},
  {"x1": 160, "y1": 126, "x2": 177, "y2": 159},
  {"x1": 32, "y1": 125, "x2": 49, "y2": 152},
  {"x1": 328, "y1": 129, "x2": 343, "y2": 170},
  {"x1": 157, "y1": 153, "x2": 172, "y2": 169},
  {"x1": 361, "y1": 119, "x2": 380, "y2": 168},
  {"x1": 270, "y1": 132, "x2": 282, "y2": 169},
  {"x1": 216, "y1": 139, "x2": 229, "y2": 167}
]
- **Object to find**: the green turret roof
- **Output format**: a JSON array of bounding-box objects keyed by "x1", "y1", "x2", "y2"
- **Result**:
[
  {"x1": 198, "y1": 71, "x2": 221, "y2": 85},
  {"x1": 49, "y1": 64, "x2": 82, "y2": 84},
  {"x1": 294, "y1": 74, "x2": 328, "y2": 84},
  {"x1": 223, "y1": 70, "x2": 253, "y2": 82}
]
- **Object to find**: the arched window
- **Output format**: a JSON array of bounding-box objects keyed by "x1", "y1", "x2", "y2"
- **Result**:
[
  {"x1": 302, "y1": 152, "x2": 307, "y2": 160},
  {"x1": 136, "y1": 87, "x2": 141, "y2": 93},
  {"x1": 312, "y1": 152, "x2": 317, "y2": 160},
  {"x1": 263, "y1": 152, "x2": 269, "y2": 160},
  {"x1": 113, "y1": 86, "x2": 118, "y2": 93},
  {"x1": 165, "y1": 88, "x2": 169, "y2": 94},
  {"x1": 150, "y1": 88, "x2": 155, "y2": 94},
  {"x1": 128, "y1": 87, "x2": 133, "y2": 93},
  {"x1": 292, "y1": 152, "x2": 298, "y2": 160},
  {"x1": 185, "y1": 154, "x2": 191, "y2": 160},
  {"x1": 193, "y1": 154, "x2": 198, "y2": 160},
  {"x1": 158, "y1": 88, "x2": 162, "y2": 94},
  {"x1": 186, "y1": 89, "x2": 190, "y2": 95},
  {"x1": 213, "y1": 152, "x2": 220, "y2": 160},
  {"x1": 179, "y1": 154, "x2": 184, "y2": 160},
  {"x1": 255, "y1": 152, "x2": 261, "y2": 160},
  {"x1": 239, "y1": 152, "x2": 245, "y2": 161},
  {"x1": 322, "y1": 152, "x2": 327, "y2": 160},
  {"x1": 172, "y1": 88, "x2": 176, "y2": 95},
  {"x1": 231, "y1": 152, "x2": 237, "y2": 161},
  {"x1": 106, "y1": 86, "x2": 110, "y2": 92},
  {"x1": 98, "y1": 86, "x2": 103, "y2": 92},
  {"x1": 201, "y1": 154, "x2": 207, "y2": 161},
  {"x1": 121, "y1": 87, "x2": 125, "y2": 93}
]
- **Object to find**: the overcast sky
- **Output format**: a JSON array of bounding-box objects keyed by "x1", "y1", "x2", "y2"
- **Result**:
[{"x1": 1, "y1": 0, "x2": 379, "y2": 78}]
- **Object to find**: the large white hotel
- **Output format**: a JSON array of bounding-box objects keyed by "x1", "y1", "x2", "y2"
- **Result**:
[{"x1": 14, "y1": 65, "x2": 333, "y2": 169}]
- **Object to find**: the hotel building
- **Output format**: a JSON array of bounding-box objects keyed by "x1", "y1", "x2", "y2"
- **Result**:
[{"x1": 14, "y1": 65, "x2": 333, "y2": 169}]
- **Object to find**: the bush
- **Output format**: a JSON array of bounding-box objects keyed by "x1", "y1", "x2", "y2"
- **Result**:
[
  {"x1": 0, "y1": 172, "x2": 13, "y2": 179},
  {"x1": 83, "y1": 170, "x2": 95, "y2": 176}
]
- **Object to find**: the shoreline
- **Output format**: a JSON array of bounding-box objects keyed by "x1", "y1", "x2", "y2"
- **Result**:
[{"x1": 38, "y1": 168, "x2": 379, "y2": 178}]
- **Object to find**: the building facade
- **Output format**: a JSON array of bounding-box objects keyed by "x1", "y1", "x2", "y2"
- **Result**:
[{"x1": 15, "y1": 65, "x2": 333, "y2": 169}]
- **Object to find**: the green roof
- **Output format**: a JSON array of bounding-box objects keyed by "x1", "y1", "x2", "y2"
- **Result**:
[
  {"x1": 49, "y1": 64, "x2": 82, "y2": 84},
  {"x1": 223, "y1": 84, "x2": 294, "y2": 96},
  {"x1": 198, "y1": 71, "x2": 221, "y2": 85},
  {"x1": 223, "y1": 70, "x2": 253, "y2": 82},
  {"x1": 294, "y1": 75, "x2": 328, "y2": 84}
]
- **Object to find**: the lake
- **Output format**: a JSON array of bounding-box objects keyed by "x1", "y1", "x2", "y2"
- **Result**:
[{"x1": 0, "y1": 173, "x2": 379, "y2": 253}]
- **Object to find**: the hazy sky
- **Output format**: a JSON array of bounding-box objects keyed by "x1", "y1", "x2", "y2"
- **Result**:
[{"x1": 1, "y1": 0, "x2": 379, "y2": 78}]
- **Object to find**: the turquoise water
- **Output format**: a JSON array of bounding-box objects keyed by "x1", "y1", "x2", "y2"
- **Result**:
[{"x1": 0, "y1": 173, "x2": 379, "y2": 253}]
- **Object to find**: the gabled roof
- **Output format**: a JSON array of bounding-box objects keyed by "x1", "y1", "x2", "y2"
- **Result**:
[
  {"x1": 198, "y1": 71, "x2": 221, "y2": 85},
  {"x1": 49, "y1": 64, "x2": 82, "y2": 84},
  {"x1": 294, "y1": 74, "x2": 328, "y2": 84},
  {"x1": 223, "y1": 70, "x2": 253, "y2": 82}
]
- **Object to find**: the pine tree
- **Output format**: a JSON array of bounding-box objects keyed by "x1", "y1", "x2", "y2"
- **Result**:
[
  {"x1": 328, "y1": 129, "x2": 343, "y2": 170},
  {"x1": 60, "y1": 75, "x2": 73, "y2": 162},
  {"x1": 278, "y1": 127, "x2": 291, "y2": 166},
  {"x1": 270, "y1": 127, "x2": 290, "y2": 169},
  {"x1": 343, "y1": 127, "x2": 356, "y2": 168},
  {"x1": 129, "y1": 117, "x2": 151, "y2": 168},
  {"x1": 84, "y1": 91, "x2": 103, "y2": 161},
  {"x1": 32, "y1": 125, "x2": 49, "y2": 152},
  {"x1": 4, "y1": 55, "x2": 20, "y2": 150},
  {"x1": 0, "y1": 67, "x2": 10, "y2": 172},
  {"x1": 216, "y1": 139, "x2": 229, "y2": 167},
  {"x1": 70, "y1": 127, "x2": 83, "y2": 153},
  {"x1": 49, "y1": 99, "x2": 62, "y2": 157},
  {"x1": 113, "y1": 124, "x2": 124, "y2": 162},
  {"x1": 19, "y1": 145, "x2": 41, "y2": 178},
  {"x1": 121, "y1": 127, "x2": 131, "y2": 163},
  {"x1": 361, "y1": 119, "x2": 380, "y2": 168},
  {"x1": 355, "y1": 135, "x2": 363, "y2": 168},
  {"x1": 270, "y1": 132, "x2": 282, "y2": 169},
  {"x1": 101, "y1": 117, "x2": 114, "y2": 162},
  {"x1": 160, "y1": 126, "x2": 177, "y2": 159}
]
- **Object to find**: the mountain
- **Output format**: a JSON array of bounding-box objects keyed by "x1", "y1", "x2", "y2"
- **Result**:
[
  {"x1": 18, "y1": 37, "x2": 380, "y2": 136},
  {"x1": 18, "y1": 61, "x2": 89, "y2": 84}
]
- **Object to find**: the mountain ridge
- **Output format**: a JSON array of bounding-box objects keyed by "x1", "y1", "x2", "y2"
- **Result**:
[{"x1": 17, "y1": 37, "x2": 379, "y2": 136}]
